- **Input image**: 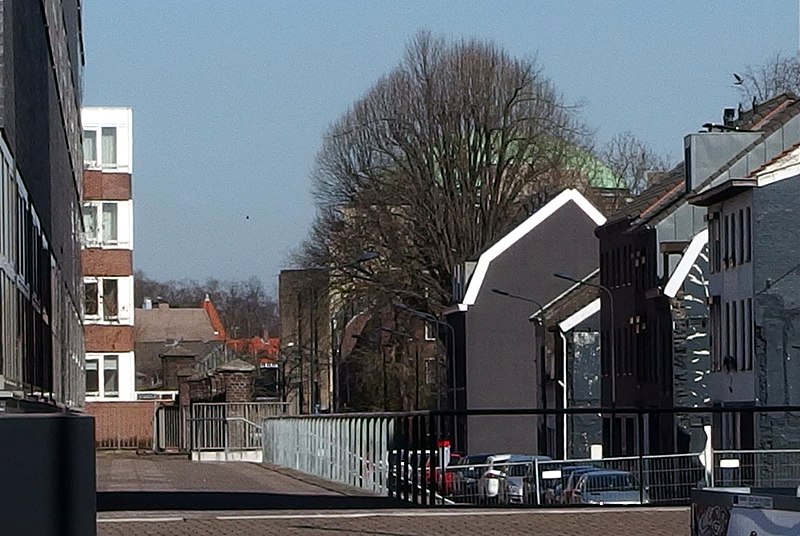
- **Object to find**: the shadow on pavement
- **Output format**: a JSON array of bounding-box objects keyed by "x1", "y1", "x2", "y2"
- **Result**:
[{"x1": 97, "y1": 491, "x2": 408, "y2": 512}]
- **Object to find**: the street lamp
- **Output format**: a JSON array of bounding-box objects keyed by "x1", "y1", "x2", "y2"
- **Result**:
[
  {"x1": 393, "y1": 302, "x2": 456, "y2": 412},
  {"x1": 296, "y1": 250, "x2": 380, "y2": 414},
  {"x1": 553, "y1": 272, "x2": 616, "y2": 455},
  {"x1": 380, "y1": 327, "x2": 421, "y2": 411}
]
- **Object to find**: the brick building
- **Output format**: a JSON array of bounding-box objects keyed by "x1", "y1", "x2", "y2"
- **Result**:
[{"x1": 82, "y1": 107, "x2": 137, "y2": 401}]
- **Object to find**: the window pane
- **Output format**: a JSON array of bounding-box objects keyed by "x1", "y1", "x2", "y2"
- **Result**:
[
  {"x1": 101, "y1": 127, "x2": 117, "y2": 165},
  {"x1": 103, "y1": 279, "x2": 119, "y2": 319},
  {"x1": 84, "y1": 281, "x2": 98, "y2": 316},
  {"x1": 82, "y1": 204, "x2": 98, "y2": 242},
  {"x1": 83, "y1": 130, "x2": 97, "y2": 163},
  {"x1": 101, "y1": 203, "x2": 118, "y2": 242},
  {"x1": 86, "y1": 359, "x2": 99, "y2": 394},
  {"x1": 104, "y1": 356, "x2": 119, "y2": 397}
]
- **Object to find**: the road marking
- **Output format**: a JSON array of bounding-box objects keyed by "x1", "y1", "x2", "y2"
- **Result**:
[
  {"x1": 97, "y1": 517, "x2": 185, "y2": 523},
  {"x1": 216, "y1": 507, "x2": 688, "y2": 521}
]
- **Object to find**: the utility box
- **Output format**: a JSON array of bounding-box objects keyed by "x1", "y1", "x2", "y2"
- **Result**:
[
  {"x1": 692, "y1": 487, "x2": 800, "y2": 535},
  {"x1": 0, "y1": 413, "x2": 96, "y2": 536}
]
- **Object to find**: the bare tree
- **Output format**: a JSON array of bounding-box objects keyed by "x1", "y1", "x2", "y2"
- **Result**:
[
  {"x1": 134, "y1": 272, "x2": 279, "y2": 339},
  {"x1": 304, "y1": 32, "x2": 590, "y2": 317},
  {"x1": 736, "y1": 52, "x2": 800, "y2": 102},
  {"x1": 598, "y1": 132, "x2": 672, "y2": 195}
]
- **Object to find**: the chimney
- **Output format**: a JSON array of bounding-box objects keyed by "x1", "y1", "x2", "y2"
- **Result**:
[
  {"x1": 723, "y1": 108, "x2": 736, "y2": 127},
  {"x1": 143, "y1": 297, "x2": 152, "y2": 310}
]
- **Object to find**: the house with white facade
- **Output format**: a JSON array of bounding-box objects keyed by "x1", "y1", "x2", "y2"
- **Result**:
[{"x1": 81, "y1": 107, "x2": 136, "y2": 401}]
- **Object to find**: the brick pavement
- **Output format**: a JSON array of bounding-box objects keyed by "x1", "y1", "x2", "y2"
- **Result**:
[
  {"x1": 97, "y1": 508, "x2": 690, "y2": 535},
  {"x1": 97, "y1": 452, "x2": 342, "y2": 494}
]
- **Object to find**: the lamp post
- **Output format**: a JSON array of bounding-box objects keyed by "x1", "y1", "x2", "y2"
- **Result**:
[
  {"x1": 379, "y1": 327, "x2": 420, "y2": 411},
  {"x1": 393, "y1": 302, "x2": 457, "y2": 412},
  {"x1": 554, "y1": 272, "x2": 616, "y2": 456},
  {"x1": 297, "y1": 250, "x2": 379, "y2": 414},
  {"x1": 491, "y1": 288, "x2": 550, "y2": 456}
]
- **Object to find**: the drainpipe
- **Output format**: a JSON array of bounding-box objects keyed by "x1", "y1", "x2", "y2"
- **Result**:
[{"x1": 558, "y1": 330, "x2": 568, "y2": 460}]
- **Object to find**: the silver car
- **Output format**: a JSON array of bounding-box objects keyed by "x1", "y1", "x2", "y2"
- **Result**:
[{"x1": 573, "y1": 469, "x2": 649, "y2": 505}]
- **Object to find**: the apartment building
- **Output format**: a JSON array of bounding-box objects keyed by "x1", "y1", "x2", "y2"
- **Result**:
[
  {"x1": 81, "y1": 107, "x2": 136, "y2": 401},
  {"x1": 594, "y1": 95, "x2": 800, "y2": 456},
  {"x1": 690, "y1": 143, "x2": 800, "y2": 450},
  {"x1": 0, "y1": 4, "x2": 113, "y2": 534},
  {"x1": 0, "y1": 0, "x2": 85, "y2": 412}
]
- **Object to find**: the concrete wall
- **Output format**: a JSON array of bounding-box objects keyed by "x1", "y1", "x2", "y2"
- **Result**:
[{"x1": 0, "y1": 414, "x2": 96, "y2": 536}]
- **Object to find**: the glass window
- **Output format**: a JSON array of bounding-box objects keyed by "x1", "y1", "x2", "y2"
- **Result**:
[
  {"x1": 86, "y1": 359, "x2": 99, "y2": 395},
  {"x1": 84, "y1": 281, "x2": 98, "y2": 316},
  {"x1": 101, "y1": 203, "x2": 118, "y2": 243},
  {"x1": 101, "y1": 127, "x2": 117, "y2": 166},
  {"x1": 738, "y1": 209, "x2": 744, "y2": 263},
  {"x1": 104, "y1": 355, "x2": 119, "y2": 397},
  {"x1": 745, "y1": 207, "x2": 752, "y2": 262},
  {"x1": 83, "y1": 130, "x2": 97, "y2": 163},
  {"x1": 103, "y1": 279, "x2": 119, "y2": 319},
  {"x1": 82, "y1": 204, "x2": 98, "y2": 243}
]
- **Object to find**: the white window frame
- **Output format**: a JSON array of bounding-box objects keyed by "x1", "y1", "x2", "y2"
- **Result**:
[
  {"x1": 82, "y1": 201, "x2": 119, "y2": 246},
  {"x1": 83, "y1": 127, "x2": 119, "y2": 169},
  {"x1": 84, "y1": 277, "x2": 120, "y2": 322},
  {"x1": 85, "y1": 354, "x2": 120, "y2": 399}
]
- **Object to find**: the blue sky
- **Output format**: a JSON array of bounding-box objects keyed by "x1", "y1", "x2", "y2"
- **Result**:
[{"x1": 82, "y1": 1, "x2": 798, "y2": 293}]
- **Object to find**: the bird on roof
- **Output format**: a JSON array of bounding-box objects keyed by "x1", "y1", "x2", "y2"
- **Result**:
[{"x1": 733, "y1": 73, "x2": 743, "y2": 85}]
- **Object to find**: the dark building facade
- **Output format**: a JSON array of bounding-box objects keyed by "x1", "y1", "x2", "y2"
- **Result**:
[
  {"x1": 690, "y1": 143, "x2": 800, "y2": 450},
  {"x1": 445, "y1": 189, "x2": 606, "y2": 455},
  {"x1": 595, "y1": 95, "x2": 800, "y2": 455},
  {"x1": 0, "y1": 0, "x2": 85, "y2": 411}
]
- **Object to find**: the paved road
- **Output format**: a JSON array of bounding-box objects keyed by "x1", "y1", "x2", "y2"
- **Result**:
[
  {"x1": 97, "y1": 508, "x2": 689, "y2": 535},
  {"x1": 97, "y1": 452, "x2": 341, "y2": 494},
  {"x1": 96, "y1": 453, "x2": 689, "y2": 534}
]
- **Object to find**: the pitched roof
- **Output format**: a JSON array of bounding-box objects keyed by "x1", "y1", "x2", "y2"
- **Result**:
[
  {"x1": 460, "y1": 189, "x2": 605, "y2": 306},
  {"x1": 603, "y1": 93, "x2": 800, "y2": 231},
  {"x1": 135, "y1": 305, "x2": 222, "y2": 343}
]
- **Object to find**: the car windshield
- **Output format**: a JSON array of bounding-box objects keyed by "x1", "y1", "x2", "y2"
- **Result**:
[
  {"x1": 505, "y1": 463, "x2": 529, "y2": 477},
  {"x1": 585, "y1": 473, "x2": 637, "y2": 492}
]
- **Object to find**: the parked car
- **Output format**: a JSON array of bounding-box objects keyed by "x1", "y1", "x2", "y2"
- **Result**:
[
  {"x1": 524, "y1": 464, "x2": 595, "y2": 505},
  {"x1": 497, "y1": 455, "x2": 551, "y2": 505},
  {"x1": 450, "y1": 454, "x2": 493, "y2": 503},
  {"x1": 561, "y1": 466, "x2": 603, "y2": 504},
  {"x1": 572, "y1": 470, "x2": 649, "y2": 505},
  {"x1": 477, "y1": 454, "x2": 551, "y2": 505}
]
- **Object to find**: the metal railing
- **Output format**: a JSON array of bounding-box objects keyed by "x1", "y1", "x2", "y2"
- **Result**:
[
  {"x1": 260, "y1": 407, "x2": 800, "y2": 507},
  {"x1": 712, "y1": 449, "x2": 800, "y2": 489},
  {"x1": 190, "y1": 401, "x2": 289, "y2": 458},
  {"x1": 262, "y1": 414, "x2": 398, "y2": 495},
  {"x1": 155, "y1": 404, "x2": 188, "y2": 451}
]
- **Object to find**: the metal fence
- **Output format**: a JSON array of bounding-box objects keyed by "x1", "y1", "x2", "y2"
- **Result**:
[
  {"x1": 155, "y1": 404, "x2": 187, "y2": 452},
  {"x1": 260, "y1": 407, "x2": 800, "y2": 507},
  {"x1": 263, "y1": 413, "x2": 447, "y2": 503},
  {"x1": 712, "y1": 449, "x2": 800, "y2": 489},
  {"x1": 263, "y1": 414, "x2": 396, "y2": 495},
  {"x1": 189, "y1": 401, "x2": 289, "y2": 460}
]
